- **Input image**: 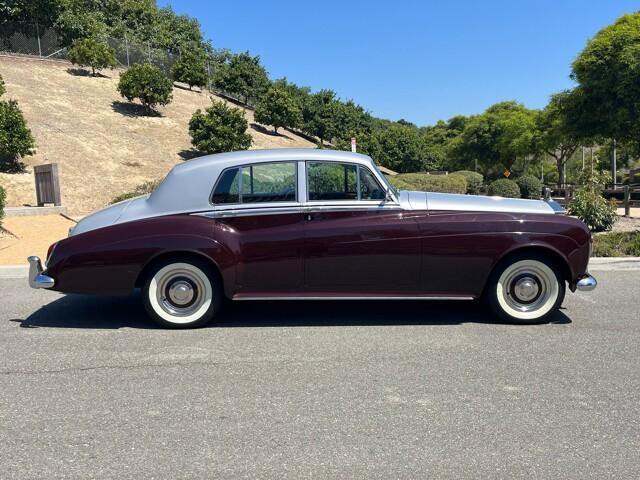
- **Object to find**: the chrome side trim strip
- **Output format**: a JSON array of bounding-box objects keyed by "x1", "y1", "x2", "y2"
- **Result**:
[
  {"x1": 192, "y1": 204, "x2": 403, "y2": 219},
  {"x1": 233, "y1": 295, "x2": 475, "y2": 301}
]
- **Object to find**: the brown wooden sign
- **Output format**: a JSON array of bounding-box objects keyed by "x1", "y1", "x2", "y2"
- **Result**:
[{"x1": 33, "y1": 163, "x2": 62, "y2": 206}]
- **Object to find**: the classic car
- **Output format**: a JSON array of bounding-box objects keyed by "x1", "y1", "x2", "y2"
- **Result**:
[{"x1": 28, "y1": 148, "x2": 597, "y2": 328}]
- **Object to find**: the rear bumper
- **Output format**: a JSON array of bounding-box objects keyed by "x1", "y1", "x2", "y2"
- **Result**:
[
  {"x1": 575, "y1": 274, "x2": 597, "y2": 292},
  {"x1": 27, "y1": 256, "x2": 55, "y2": 289}
]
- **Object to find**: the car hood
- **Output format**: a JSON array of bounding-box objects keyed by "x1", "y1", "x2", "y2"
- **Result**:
[{"x1": 400, "y1": 191, "x2": 564, "y2": 215}]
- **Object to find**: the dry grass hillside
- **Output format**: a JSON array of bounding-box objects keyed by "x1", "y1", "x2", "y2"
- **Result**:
[{"x1": 0, "y1": 55, "x2": 316, "y2": 215}]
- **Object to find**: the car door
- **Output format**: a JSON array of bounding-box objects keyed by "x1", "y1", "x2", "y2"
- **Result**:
[
  {"x1": 302, "y1": 161, "x2": 421, "y2": 294},
  {"x1": 211, "y1": 161, "x2": 305, "y2": 294}
]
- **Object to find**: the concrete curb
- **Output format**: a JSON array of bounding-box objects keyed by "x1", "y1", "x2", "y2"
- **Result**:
[{"x1": 1, "y1": 257, "x2": 639, "y2": 279}]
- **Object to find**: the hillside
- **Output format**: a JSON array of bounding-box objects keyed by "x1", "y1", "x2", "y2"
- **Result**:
[{"x1": 0, "y1": 56, "x2": 316, "y2": 215}]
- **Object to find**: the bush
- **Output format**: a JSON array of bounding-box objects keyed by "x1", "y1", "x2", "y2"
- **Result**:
[
  {"x1": 254, "y1": 86, "x2": 302, "y2": 134},
  {"x1": 592, "y1": 232, "x2": 640, "y2": 257},
  {"x1": 117, "y1": 64, "x2": 173, "y2": 112},
  {"x1": 110, "y1": 179, "x2": 160, "y2": 204},
  {"x1": 0, "y1": 99, "x2": 35, "y2": 173},
  {"x1": 568, "y1": 190, "x2": 618, "y2": 232},
  {"x1": 453, "y1": 170, "x2": 483, "y2": 194},
  {"x1": 488, "y1": 178, "x2": 521, "y2": 198},
  {"x1": 68, "y1": 37, "x2": 116, "y2": 76},
  {"x1": 189, "y1": 101, "x2": 252, "y2": 154},
  {"x1": 516, "y1": 175, "x2": 543, "y2": 199},
  {"x1": 171, "y1": 50, "x2": 207, "y2": 90},
  {"x1": 389, "y1": 173, "x2": 467, "y2": 194},
  {"x1": 0, "y1": 74, "x2": 5, "y2": 97},
  {"x1": 0, "y1": 185, "x2": 5, "y2": 226}
]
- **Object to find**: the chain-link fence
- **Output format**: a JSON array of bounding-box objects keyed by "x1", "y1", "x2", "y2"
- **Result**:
[{"x1": 0, "y1": 21, "x2": 254, "y2": 107}]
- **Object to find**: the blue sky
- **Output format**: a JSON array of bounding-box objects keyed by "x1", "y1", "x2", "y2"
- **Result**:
[{"x1": 160, "y1": 0, "x2": 639, "y2": 126}]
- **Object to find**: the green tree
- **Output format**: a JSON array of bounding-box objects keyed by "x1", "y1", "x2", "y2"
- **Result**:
[
  {"x1": 171, "y1": 49, "x2": 207, "y2": 90},
  {"x1": 254, "y1": 86, "x2": 302, "y2": 134},
  {"x1": 303, "y1": 89, "x2": 342, "y2": 145},
  {"x1": 213, "y1": 52, "x2": 269, "y2": 104},
  {"x1": 571, "y1": 12, "x2": 640, "y2": 142},
  {"x1": 67, "y1": 37, "x2": 116, "y2": 76},
  {"x1": 0, "y1": 99, "x2": 35, "y2": 173},
  {"x1": 117, "y1": 63, "x2": 173, "y2": 113},
  {"x1": 367, "y1": 124, "x2": 428, "y2": 173},
  {"x1": 189, "y1": 101, "x2": 252, "y2": 153},
  {"x1": 534, "y1": 91, "x2": 580, "y2": 187},
  {"x1": 0, "y1": 74, "x2": 5, "y2": 97}
]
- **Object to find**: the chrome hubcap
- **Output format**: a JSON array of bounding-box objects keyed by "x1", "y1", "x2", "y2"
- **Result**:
[
  {"x1": 513, "y1": 276, "x2": 540, "y2": 302},
  {"x1": 168, "y1": 280, "x2": 195, "y2": 306},
  {"x1": 501, "y1": 265, "x2": 553, "y2": 313}
]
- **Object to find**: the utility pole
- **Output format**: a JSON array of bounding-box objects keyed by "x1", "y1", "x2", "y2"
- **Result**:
[{"x1": 612, "y1": 138, "x2": 617, "y2": 189}]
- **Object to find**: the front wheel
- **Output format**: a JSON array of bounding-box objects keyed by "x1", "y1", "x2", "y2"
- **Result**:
[
  {"x1": 485, "y1": 255, "x2": 566, "y2": 324},
  {"x1": 142, "y1": 258, "x2": 222, "y2": 328}
]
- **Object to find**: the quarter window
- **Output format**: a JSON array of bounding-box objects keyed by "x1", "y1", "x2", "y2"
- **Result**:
[
  {"x1": 211, "y1": 162, "x2": 297, "y2": 204},
  {"x1": 359, "y1": 167, "x2": 386, "y2": 200}
]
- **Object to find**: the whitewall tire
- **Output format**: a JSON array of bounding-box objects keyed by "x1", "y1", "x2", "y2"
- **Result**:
[
  {"x1": 142, "y1": 258, "x2": 222, "y2": 328},
  {"x1": 486, "y1": 255, "x2": 565, "y2": 324}
]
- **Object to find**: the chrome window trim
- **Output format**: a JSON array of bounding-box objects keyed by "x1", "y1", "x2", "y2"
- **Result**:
[
  {"x1": 191, "y1": 202, "x2": 402, "y2": 219},
  {"x1": 209, "y1": 160, "x2": 300, "y2": 206}
]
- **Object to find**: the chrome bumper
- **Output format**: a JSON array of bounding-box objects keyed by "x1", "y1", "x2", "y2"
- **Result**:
[
  {"x1": 576, "y1": 274, "x2": 597, "y2": 292},
  {"x1": 27, "y1": 256, "x2": 55, "y2": 289}
]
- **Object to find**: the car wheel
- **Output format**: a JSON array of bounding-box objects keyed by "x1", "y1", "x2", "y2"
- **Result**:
[
  {"x1": 485, "y1": 255, "x2": 566, "y2": 324},
  {"x1": 142, "y1": 258, "x2": 222, "y2": 328}
]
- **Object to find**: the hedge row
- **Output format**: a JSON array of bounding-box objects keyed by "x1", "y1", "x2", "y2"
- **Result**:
[{"x1": 389, "y1": 173, "x2": 468, "y2": 194}]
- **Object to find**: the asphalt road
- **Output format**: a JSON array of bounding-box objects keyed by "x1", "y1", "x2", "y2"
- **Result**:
[{"x1": 1, "y1": 271, "x2": 639, "y2": 479}]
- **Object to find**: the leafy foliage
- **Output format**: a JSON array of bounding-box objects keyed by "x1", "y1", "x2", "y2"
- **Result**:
[
  {"x1": 0, "y1": 99, "x2": 35, "y2": 173},
  {"x1": 592, "y1": 232, "x2": 640, "y2": 257},
  {"x1": 571, "y1": 12, "x2": 640, "y2": 142},
  {"x1": 189, "y1": 101, "x2": 252, "y2": 154},
  {"x1": 0, "y1": 74, "x2": 5, "y2": 97},
  {"x1": 389, "y1": 173, "x2": 467, "y2": 194},
  {"x1": 366, "y1": 125, "x2": 429, "y2": 173},
  {"x1": 67, "y1": 37, "x2": 116, "y2": 76},
  {"x1": 117, "y1": 63, "x2": 173, "y2": 112},
  {"x1": 110, "y1": 179, "x2": 160, "y2": 204},
  {"x1": 516, "y1": 175, "x2": 543, "y2": 199},
  {"x1": 213, "y1": 52, "x2": 269, "y2": 104},
  {"x1": 488, "y1": 178, "x2": 521, "y2": 198},
  {"x1": 453, "y1": 170, "x2": 483, "y2": 194},
  {"x1": 254, "y1": 86, "x2": 302, "y2": 134},
  {"x1": 569, "y1": 190, "x2": 618, "y2": 232},
  {"x1": 171, "y1": 50, "x2": 208, "y2": 89},
  {"x1": 302, "y1": 89, "x2": 341, "y2": 145}
]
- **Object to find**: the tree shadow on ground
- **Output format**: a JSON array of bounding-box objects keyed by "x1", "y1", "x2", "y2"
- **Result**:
[
  {"x1": 66, "y1": 68, "x2": 110, "y2": 78},
  {"x1": 173, "y1": 82, "x2": 202, "y2": 93},
  {"x1": 111, "y1": 100, "x2": 162, "y2": 118},
  {"x1": 178, "y1": 149, "x2": 203, "y2": 161},
  {"x1": 11, "y1": 292, "x2": 572, "y2": 330},
  {"x1": 250, "y1": 122, "x2": 294, "y2": 140}
]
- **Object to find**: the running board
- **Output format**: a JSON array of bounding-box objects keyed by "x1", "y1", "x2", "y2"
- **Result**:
[{"x1": 232, "y1": 295, "x2": 475, "y2": 301}]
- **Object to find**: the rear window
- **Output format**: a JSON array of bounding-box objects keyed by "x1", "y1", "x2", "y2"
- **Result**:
[{"x1": 211, "y1": 162, "x2": 297, "y2": 204}]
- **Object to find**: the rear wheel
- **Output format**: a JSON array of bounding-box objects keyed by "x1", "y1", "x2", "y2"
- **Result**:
[
  {"x1": 142, "y1": 258, "x2": 222, "y2": 328},
  {"x1": 485, "y1": 255, "x2": 565, "y2": 324}
]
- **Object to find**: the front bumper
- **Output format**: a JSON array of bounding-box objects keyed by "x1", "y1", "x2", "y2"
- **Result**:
[
  {"x1": 27, "y1": 256, "x2": 55, "y2": 289},
  {"x1": 576, "y1": 274, "x2": 597, "y2": 292}
]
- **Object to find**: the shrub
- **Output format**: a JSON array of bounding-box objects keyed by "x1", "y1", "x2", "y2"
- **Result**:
[
  {"x1": 68, "y1": 37, "x2": 116, "y2": 76},
  {"x1": 592, "y1": 232, "x2": 640, "y2": 257},
  {"x1": 568, "y1": 190, "x2": 618, "y2": 232},
  {"x1": 117, "y1": 64, "x2": 173, "y2": 112},
  {"x1": 389, "y1": 173, "x2": 467, "y2": 194},
  {"x1": 0, "y1": 99, "x2": 35, "y2": 173},
  {"x1": 488, "y1": 178, "x2": 521, "y2": 198},
  {"x1": 516, "y1": 175, "x2": 543, "y2": 199},
  {"x1": 0, "y1": 185, "x2": 5, "y2": 226},
  {"x1": 0, "y1": 74, "x2": 5, "y2": 96},
  {"x1": 171, "y1": 50, "x2": 207, "y2": 90},
  {"x1": 110, "y1": 179, "x2": 160, "y2": 204},
  {"x1": 189, "y1": 101, "x2": 252, "y2": 153},
  {"x1": 453, "y1": 170, "x2": 483, "y2": 194},
  {"x1": 254, "y1": 86, "x2": 302, "y2": 134}
]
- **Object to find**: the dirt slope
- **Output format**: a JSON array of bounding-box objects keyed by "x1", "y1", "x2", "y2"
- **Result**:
[{"x1": 0, "y1": 55, "x2": 316, "y2": 215}]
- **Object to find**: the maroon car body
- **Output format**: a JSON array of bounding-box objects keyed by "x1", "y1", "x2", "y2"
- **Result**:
[{"x1": 28, "y1": 149, "x2": 596, "y2": 327}]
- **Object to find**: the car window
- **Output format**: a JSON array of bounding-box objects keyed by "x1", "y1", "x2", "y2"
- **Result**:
[
  {"x1": 211, "y1": 168, "x2": 240, "y2": 204},
  {"x1": 308, "y1": 162, "x2": 358, "y2": 201},
  {"x1": 359, "y1": 167, "x2": 386, "y2": 200},
  {"x1": 240, "y1": 162, "x2": 297, "y2": 203}
]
